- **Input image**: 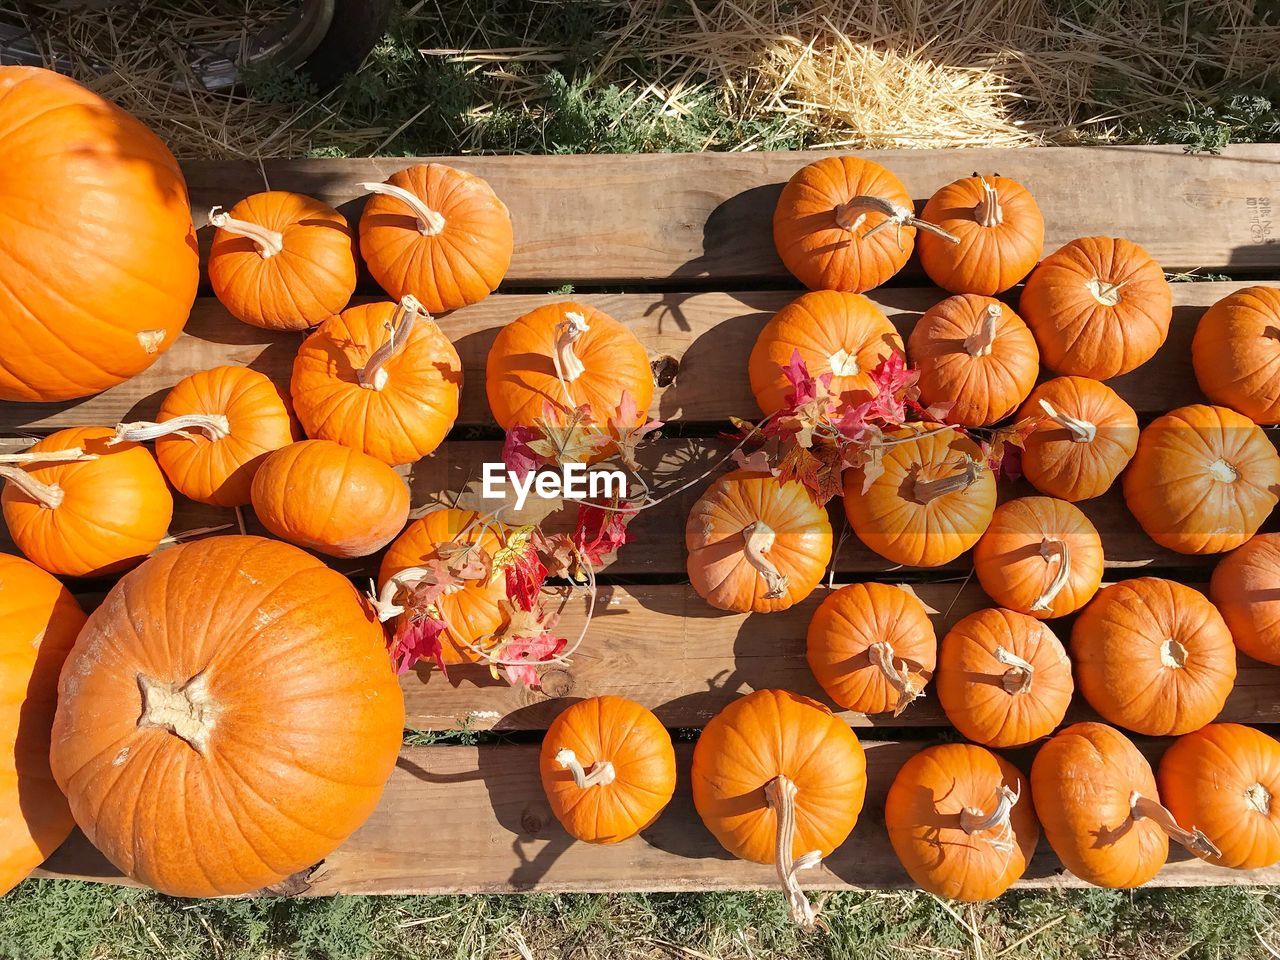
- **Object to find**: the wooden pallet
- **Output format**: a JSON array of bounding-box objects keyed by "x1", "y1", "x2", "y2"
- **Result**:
[{"x1": 15, "y1": 145, "x2": 1280, "y2": 894}]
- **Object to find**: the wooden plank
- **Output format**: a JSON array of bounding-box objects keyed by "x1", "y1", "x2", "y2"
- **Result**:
[
  {"x1": 35, "y1": 739, "x2": 1280, "y2": 894},
  {"x1": 181, "y1": 146, "x2": 1280, "y2": 283}
]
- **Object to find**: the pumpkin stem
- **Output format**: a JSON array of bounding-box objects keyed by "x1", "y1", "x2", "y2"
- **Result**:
[
  {"x1": 1246, "y1": 783, "x2": 1272, "y2": 815},
  {"x1": 1208, "y1": 458, "x2": 1239, "y2": 483},
  {"x1": 367, "y1": 565, "x2": 467, "y2": 623},
  {"x1": 0, "y1": 464, "x2": 67, "y2": 509},
  {"x1": 208, "y1": 206, "x2": 284, "y2": 258},
  {"x1": 741, "y1": 520, "x2": 788, "y2": 600},
  {"x1": 0, "y1": 447, "x2": 96, "y2": 464},
  {"x1": 359, "y1": 295, "x2": 425, "y2": 391},
  {"x1": 974, "y1": 176, "x2": 1004, "y2": 227},
  {"x1": 552, "y1": 311, "x2": 591, "y2": 384},
  {"x1": 994, "y1": 644, "x2": 1035, "y2": 695},
  {"x1": 1160, "y1": 638, "x2": 1188, "y2": 669},
  {"x1": 1085, "y1": 276, "x2": 1130, "y2": 307},
  {"x1": 828, "y1": 348, "x2": 860, "y2": 378},
  {"x1": 867, "y1": 641, "x2": 921, "y2": 716},
  {"x1": 1130, "y1": 792, "x2": 1222, "y2": 860},
  {"x1": 963, "y1": 304, "x2": 1002, "y2": 358},
  {"x1": 959, "y1": 783, "x2": 1019, "y2": 835},
  {"x1": 110, "y1": 414, "x2": 232, "y2": 445},
  {"x1": 554, "y1": 748, "x2": 617, "y2": 788},
  {"x1": 137, "y1": 672, "x2": 219, "y2": 755},
  {"x1": 1037, "y1": 398, "x2": 1097, "y2": 444},
  {"x1": 1030, "y1": 537, "x2": 1071, "y2": 613},
  {"x1": 764, "y1": 775, "x2": 822, "y2": 929},
  {"x1": 834, "y1": 194, "x2": 960, "y2": 252},
  {"x1": 911, "y1": 455, "x2": 982, "y2": 504},
  {"x1": 359, "y1": 179, "x2": 446, "y2": 236}
]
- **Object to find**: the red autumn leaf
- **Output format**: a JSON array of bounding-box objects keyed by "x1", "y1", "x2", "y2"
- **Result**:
[
  {"x1": 609, "y1": 389, "x2": 663, "y2": 470},
  {"x1": 390, "y1": 616, "x2": 448, "y2": 676},
  {"x1": 505, "y1": 544, "x2": 548, "y2": 612},
  {"x1": 497, "y1": 630, "x2": 566, "y2": 687},
  {"x1": 573, "y1": 499, "x2": 637, "y2": 570},
  {"x1": 781, "y1": 348, "x2": 820, "y2": 405},
  {"x1": 731, "y1": 447, "x2": 775, "y2": 474},
  {"x1": 502, "y1": 425, "x2": 545, "y2": 480}
]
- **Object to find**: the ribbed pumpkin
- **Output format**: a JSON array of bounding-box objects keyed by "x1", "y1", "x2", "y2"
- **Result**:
[
  {"x1": 936, "y1": 607, "x2": 1073, "y2": 748},
  {"x1": 1, "y1": 427, "x2": 172, "y2": 578},
  {"x1": 49, "y1": 536, "x2": 404, "y2": 897},
  {"x1": 0, "y1": 554, "x2": 86, "y2": 896},
  {"x1": 1122, "y1": 404, "x2": 1280, "y2": 555},
  {"x1": 973, "y1": 497, "x2": 1104, "y2": 619},
  {"x1": 1072, "y1": 578, "x2": 1236, "y2": 736},
  {"x1": 1032, "y1": 722, "x2": 1218, "y2": 888},
  {"x1": 686, "y1": 471, "x2": 831, "y2": 614},
  {"x1": 806, "y1": 582, "x2": 937, "y2": 715},
  {"x1": 1210, "y1": 533, "x2": 1280, "y2": 665},
  {"x1": 908, "y1": 294, "x2": 1039, "y2": 427},
  {"x1": 250, "y1": 440, "x2": 409, "y2": 558},
  {"x1": 0, "y1": 67, "x2": 198, "y2": 402},
  {"x1": 748, "y1": 290, "x2": 903, "y2": 416},
  {"x1": 541, "y1": 696, "x2": 676, "y2": 844},
  {"x1": 1017, "y1": 376, "x2": 1139, "y2": 502},
  {"x1": 885, "y1": 743, "x2": 1038, "y2": 901},
  {"x1": 207, "y1": 191, "x2": 357, "y2": 331},
  {"x1": 1158, "y1": 723, "x2": 1280, "y2": 870},
  {"x1": 692, "y1": 690, "x2": 866, "y2": 927},
  {"x1": 843, "y1": 424, "x2": 996, "y2": 567},
  {"x1": 916, "y1": 174, "x2": 1045, "y2": 295},
  {"x1": 358, "y1": 163, "x2": 513, "y2": 313},
  {"x1": 1192, "y1": 286, "x2": 1280, "y2": 424},
  {"x1": 1020, "y1": 237, "x2": 1173, "y2": 379},
  {"x1": 292, "y1": 297, "x2": 462, "y2": 466}
]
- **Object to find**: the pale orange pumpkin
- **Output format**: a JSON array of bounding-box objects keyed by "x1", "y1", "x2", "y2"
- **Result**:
[
  {"x1": 1193, "y1": 286, "x2": 1280, "y2": 424},
  {"x1": 1210, "y1": 533, "x2": 1280, "y2": 665}
]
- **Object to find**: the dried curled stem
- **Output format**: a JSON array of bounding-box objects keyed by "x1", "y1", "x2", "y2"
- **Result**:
[
  {"x1": 0, "y1": 448, "x2": 96, "y2": 465},
  {"x1": 208, "y1": 206, "x2": 284, "y2": 258},
  {"x1": 111, "y1": 414, "x2": 232, "y2": 445},
  {"x1": 1038, "y1": 399, "x2": 1096, "y2": 444},
  {"x1": 964, "y1": 304, "x2": 1002, "y2": 358},
  {"x1": 0, "y1": 465, "x2": 64, "y2": 508},
  {"x1": 765, "y1": 775, "x2": 823, "y2": 928},
  {"x1": 1130, "y1": 793, "x2": 1222, "y2": 860},
  {"x1": 359, "y1": 179, "x2": 446, "y2": 236},
  {"x1": 994, "y1": 645, "x2": 1035, "y2": 695},
  {"x1": 912, "y1": 455, "x2": 982, "y2": 504},
  {"x1": 555, "y1": 748, "x2": 616, "y2": 788},
  {"x1": 358, "y1": 295, "x2": 425, "y2": 391},
  {"x1": 552, "y1": 311, "x2": 591, "y2": 384},
  {"x1": 834, "y1": 195, "x2": 960, "y2": 251},
  {"x1": 974, "y1": 176, "x2": 1003, "y2": 228},
  {"x1": 867, "y1": 641, "x2": 921, "y2": 716},
  {"x1": 742, "y1": 520, "x2": 788, "y2": 599},
  {"x1": 1030, "y1": 537, "x2": 1071, "y2": 613}
]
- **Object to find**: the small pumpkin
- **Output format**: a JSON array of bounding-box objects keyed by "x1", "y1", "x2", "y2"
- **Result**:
[
  {"x1": 1192, "y1": 286, "x2": 1280, "y2": 424},
  {"x1": 292, "y1": 296, "x2": 463, "y2": 466},
  {"x1": 908, "y1": 294, "x2": 1039, "y2": 427},
  {"x1": 805, "y1": 582, "x2": 937, "y2": 715},
  {"x1": 691, "y1": 689, "x2": 866, "y2": 927},
  {"x1": 916, "y1": 174, "x2": 1045, "y2": 295},
  {"x1": 0, "y1": 553, "x2": 86, "y2": 895},
  {"x1": 748, "y1": 290, "x2": 903, "y2": 416},
  {"x1": 935, "y1": 607, "x2": 1073, "y2": 748},
  {"x1": 885, "y1": 743, "x2": 1038, "y2": 901},
  {"x1": 1020, "y1": 237, "x2": 1173, "y2": 379},
  {"x1": 49, "y1": 535, "x2": 404, "y2": 897},
  {"x1": 843, "y1": 423, "x2": 996, "y2": 567},
  {"x1": 249, "y1": 440, "x2": 409, "y2": 558},
  {"x1": 1210, "y1": 533, "x2": 1280, "y2": 665},
  {"x1": 207, "y1": 191, "x2": 357, "y2": 331},
  {"x1": 1071, "y1": 578, "x2": 1236, "y2": 736},
  {"x1": 686, "y1": 471, "x2": 832, "y2": 614},
  {"x1": 1017, "y1": 376, "x2": 1139, "y2": 502},
  {"x1": 1, "y1": 427, "x2": 172, "y2": 577},
  {"x1": 358, "y1": 163, "x2": 513, "y2": 313},
  {"x1": 1122, "y1": 404, "x2": 1280, "y2": 555},
  {"x1": 541, "y1": 696, "x2": 677, "y2": 844},
  {"x1": 1158, "y1": 723, "x2": 1280, "y2": 870},
  {"x1": 1031, "y1": 722, "x2": 1219, "y2": 888},
  {"x1": 973, "y1": 497, "x2": 1104, "y2": 619}
]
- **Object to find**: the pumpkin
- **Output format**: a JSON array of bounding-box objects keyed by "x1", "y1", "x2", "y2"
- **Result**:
[
  {"x1": 1031, "y1": 722, "x2": 1218, "y2": 888},
  {"x1": 1020, "y1": 237, "x2": 1173, "y2": 379},
  {"x1": 358, "y1": 163, "x2": 513, "y2": 313},
  {"x1": 805, "y1": 582, "x2": 937, "y2": 715},
  {"x1": 916, "y1": 174, "x2": 1044, "y2": 296},
  {"x1": 1157, "y1": 723, "x2": 1280, "y2": 870},
  {"x1": 249, "y1": 440, "x2": 409, "y2": 558},
  {"x1": 1017, "y1": 376, "x2": 1139, "y2": 502},
  {"x1": 686, "y1": 471, "x2": 832, "y2": 614},
  {"x1": 1193, "y1": 286, "x2": 1280, "y2": 423},
  {"x1": 206, "y1": 191, "x2": 357, "y2": 331},
  {"x1": 936, "y1": 607, "x2": 1073, "y2": 748},
  {"x1": 772, "y1": 155, "x2": 956, "y2": 293},
  {"x1": 1210, "y1": 533, "x2": 1280, "y2": 665},
  {"x1": 376, "y1": 508, "x2": 509, "y2": 666},
  {"x1": 973, "y1": 497, "x2": 1104, "y2": 619},
  {"x1": 885, "y1": 743, "x2": 1038, "y2": 901},
  {"x1": 1071, "y1": 578, "x2": 1236, "y2": 736},
  {"x1": 0, "y1": 553, "x2": 86, "y2": 895},
  {"x1": 691, "y1": 689, "x2": 866, "y2": 927},
  {"x1": 748, "y1": 290, "x2": 903, "y2": 416},
  {"x1": 843, "y1": 423, "x2": 996, "y2": 567},
  {"x1": 541, "y1": 696, "x2": 676, "y2": 844},
  {"x1": 291, "y1": 296, "x2": 462, "y2": 466},
  {"x1": 0, "y1": 67, "x2": 198, "y2": 402},
  {"x1": 1, "y1": 427, "x2": 172, "y2": 577},
  {"x1": 908, "y1": 294, "x2": 1039, "y2": 427},
  {"x1": 1122, "y1": 404, "x2": 1280, "y2": 555},
  {"x1": 49, "y1": 535, "x2": 403, "y2": 897}
]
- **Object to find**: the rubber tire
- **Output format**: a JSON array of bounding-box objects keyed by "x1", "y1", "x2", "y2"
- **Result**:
[{"x1": 301, "y1": 0, "x2": 393, "y2": 89}]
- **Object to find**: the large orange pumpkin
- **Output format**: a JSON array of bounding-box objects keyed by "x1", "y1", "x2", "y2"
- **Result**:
[
  {"x1": 1210, "y1": 533, "x2": 1280, "y2": 665},
  {"x1": 541, "y1": 696, "x2": 676, "y2": 844},
  {"x1": 885, "y1": 743, "x2": 1038, "y2": 901},
  {"x1": 1192, "y1": 286, "x2": 1280, "y2": 424},
  {"x1": 1071, "y1": 578, "x2": 1236, "y2": 736},
  {"x1": 207, "y1": 191, "x2": 357, "y2": 331},
  {"x1": 358, "y1": 163, "x2": 513, "y2": 313},
  {"x1": 49, "y1": 536, "x2": 404, "y2": 897},
  {"x1": 1020, "y1": 237, "x2": 1173, "y2": 379},
  {"x1": 0, "y1": 67, "x2": 198, "y2": 402},
  {"x1": 692, "y1": 689, "x2": 866, "y2": 927},
  {"x1": 0, "y1": 553, "x2": 86, "y2": 895},
  {"x1": 1122, "y1": 404, "x2": 1280, "y2": 555},
  {"x1": 686, "y1": 471, "x2": 832, "y2": 613},
  {"x1": 291, "y1": 297, "x2": 462, "y2": 466},
  {"x1": 1, "y1": 427, "x2": 173, "y2": 577}
]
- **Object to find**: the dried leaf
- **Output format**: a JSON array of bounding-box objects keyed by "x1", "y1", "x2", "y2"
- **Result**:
[
  {"x1": 529, "y1": 402, "x2": 611, "y2": 465},
  {"x1": 390, "y1": 616, "x2": 448, "y2": 676}
]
